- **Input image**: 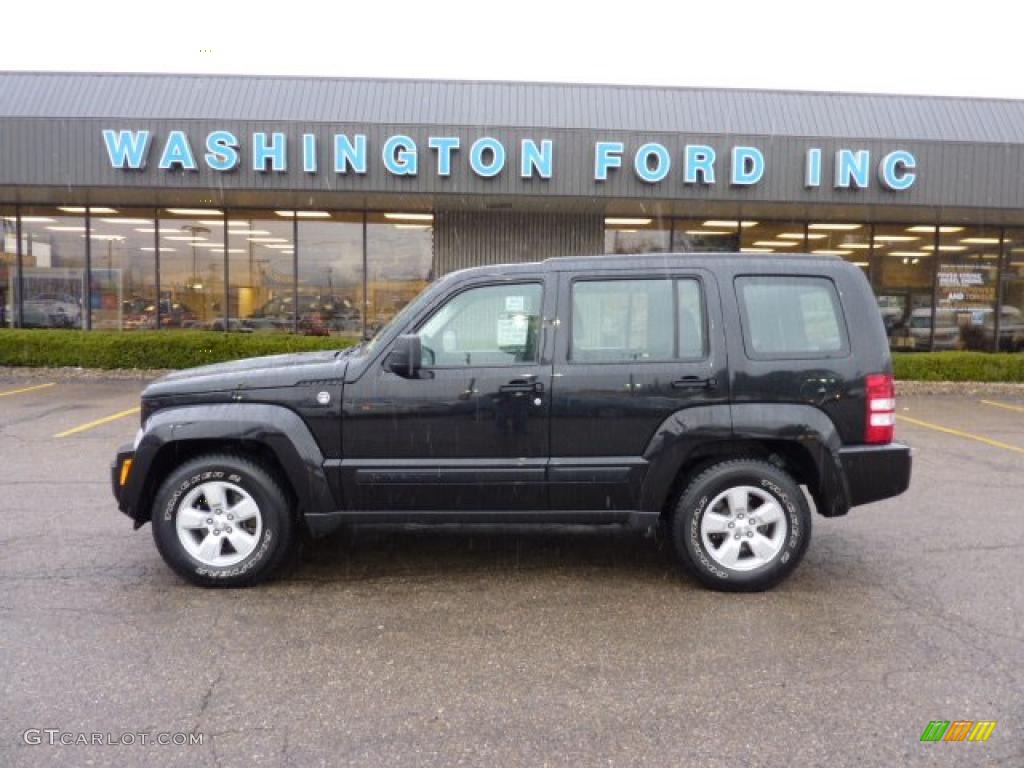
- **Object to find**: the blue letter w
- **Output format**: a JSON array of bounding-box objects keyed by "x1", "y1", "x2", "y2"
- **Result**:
[{"x1": 102, "y1": 129, "x2": 150, "y2": 169}]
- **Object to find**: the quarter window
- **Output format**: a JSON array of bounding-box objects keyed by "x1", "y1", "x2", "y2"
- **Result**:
[
  {"x1": 736, "y1": 276, "x2": 848, "y2": 358},
  {"x1": 416, "y1": 283, "x2": 542, "y2": 367}
]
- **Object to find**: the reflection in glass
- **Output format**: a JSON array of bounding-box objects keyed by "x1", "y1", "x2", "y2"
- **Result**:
[
  {"x1": 741, "y1": 220, "x2": 807, "y2": 255},
  {"x1": 805, "y1": 222, "x2": 870, "y2": 272},
  {"x1": 367, "y1": 213, "x2": 432, "y2": 334},
  {"x1": 604, "y1": 217, "x2": 670, "y2": 254},
  {"x1": 227, "y1": 213, "x2": 293, "y2": 333},
  {"x1": 1, "y1": 207, "x2": 14, "y2": 327},
  {"x1": 297, "y1": 213, "x2": 364, "y2": 338},
  {"x1": 673, "y1": 219, "x2": 740, "y2": 252},
  {"x1": 936, "y1": 226, "x2": 1000, "y2": 351},
  {"x1": 157, "y1": 212, "x2": 225, "y2": 330},
  {"x1": 90, "y1": 208, "x2": 157, "y2": 330},
  {"x1": 999, "y1": 230, "x2": 1024, "y2": 352},
  {"x1": 18, "y1": 207, "x2": 87, "y2": 329},
  {"x1": 875, "y1": 223, "x2": 936, "y2": 350}
]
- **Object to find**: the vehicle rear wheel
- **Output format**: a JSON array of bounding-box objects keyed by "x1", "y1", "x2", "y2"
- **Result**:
[
  {"x1": 151, "y1": 453, "x2": 296, "y2": 587},
  {"x1": 669, "y1": 459, "x2": 811, "y2": 591}
]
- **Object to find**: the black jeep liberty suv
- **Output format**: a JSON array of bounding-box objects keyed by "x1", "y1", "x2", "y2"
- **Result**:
[{"x1": 112, "y1": 253, "x2": 912, "y2": 591}]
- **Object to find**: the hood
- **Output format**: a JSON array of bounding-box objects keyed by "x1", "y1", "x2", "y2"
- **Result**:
[{"x1": 144, "y1": 350, "x2": 347, "y2": 397}]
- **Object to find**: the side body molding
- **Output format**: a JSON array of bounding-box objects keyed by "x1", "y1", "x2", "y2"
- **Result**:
[{"x1": 124, "y1": 403, "x2": 335, "y2": 521}]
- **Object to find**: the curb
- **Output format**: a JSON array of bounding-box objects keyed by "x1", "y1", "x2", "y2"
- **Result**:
[{"x1": 0, "y1": 366, "x2": 171, "y2": 381}]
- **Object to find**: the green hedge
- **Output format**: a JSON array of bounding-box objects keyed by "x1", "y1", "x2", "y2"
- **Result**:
[
  {"x1": 0, "y1": 329, "x2": 353, "y2": 370},
  {"x1": 892, "y1": 352, "x2": 1024, "y2": 382},
  {"x1": 1, "y1": 331, "x2": 1022, "y2": 380}
]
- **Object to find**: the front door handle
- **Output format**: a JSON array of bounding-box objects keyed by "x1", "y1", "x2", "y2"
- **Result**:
[
  {"x1": 499, "y1": 378, "x2": 544, "y2": 394},
  {"x1": 672, "y1": 376, "x2": 715, "y2": 390}
]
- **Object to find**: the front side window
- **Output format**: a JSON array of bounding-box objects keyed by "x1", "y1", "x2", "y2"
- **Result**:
[
  {"x1": 416, "y1": 283, "x2": 542, "y2": 367},
  {"x1": 736, "y1": 275, "x2": 848, "y2": 358}
]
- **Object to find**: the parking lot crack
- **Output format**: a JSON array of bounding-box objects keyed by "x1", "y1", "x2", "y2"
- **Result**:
[
  {"x1": 922, "y1": 542, "x2": 1024, "y2": 554},
  {"x1": 196, "y1": 670, "x2": 223, "y2": 722}
]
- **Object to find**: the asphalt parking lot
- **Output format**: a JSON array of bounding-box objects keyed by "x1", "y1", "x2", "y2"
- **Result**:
[{"x1": 0, "y1": 372, "x2": 1021, "y2": 768}]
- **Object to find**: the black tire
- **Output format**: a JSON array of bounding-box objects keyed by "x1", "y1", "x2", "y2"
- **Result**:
[
  {"x1": 151, "y1": 453, "x2": 296, "y2": 587},
  {"x1": 669, "y1": 459, "x2": 811, "y2": 592}
]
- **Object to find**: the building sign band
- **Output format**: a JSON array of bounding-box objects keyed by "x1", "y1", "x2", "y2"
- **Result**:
[{"x1": 102, "y1": 129, "x2": 917, "y2": 192}]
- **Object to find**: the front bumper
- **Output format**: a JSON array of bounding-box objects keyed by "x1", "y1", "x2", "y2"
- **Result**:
[
  {"x1": 111, "y1": 443, "x2": 135, "y2": 518},
  {"x1": 839, "y1": 442, "x2": 913, "y2": 507}
]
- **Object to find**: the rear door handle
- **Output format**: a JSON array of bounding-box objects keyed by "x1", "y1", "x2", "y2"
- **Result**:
[
  {"x1": 499, "y1": 378, "x2": 544, "y2": 393},
  {"x1": 672, "y1": 376, "x2": 715, "y2": 390}
]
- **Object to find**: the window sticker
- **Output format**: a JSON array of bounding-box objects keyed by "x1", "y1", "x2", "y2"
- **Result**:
[
  {"x1": 505, "y1": 295, "x2": 526, "y2": 312},
  {"x1": 496, "y1": 313, "x2": 529, "y2": 347}
]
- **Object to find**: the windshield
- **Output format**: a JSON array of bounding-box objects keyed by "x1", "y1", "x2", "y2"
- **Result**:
[{"x1": 358, "y1": 282, "x2": 437, "y2": 356}]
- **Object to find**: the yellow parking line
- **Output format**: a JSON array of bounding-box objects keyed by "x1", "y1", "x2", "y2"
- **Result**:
[
  {"x1": 980, "y1": 399, "x2": 1024, "y2": 414},
  {"x1": 54, "y1": 407, "x2": 140, "y2": 438},
  {"x1": 0, "y1": 382, "x2": 56, "y2": 398},
  {"x1": 897, "y1": 414, "x2": 1024, "y2": 455}
]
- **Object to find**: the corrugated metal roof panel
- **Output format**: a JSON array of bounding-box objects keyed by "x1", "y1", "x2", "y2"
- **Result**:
[{"x1": 3, "y1": 71, "x2": 1024, "y2": 144}]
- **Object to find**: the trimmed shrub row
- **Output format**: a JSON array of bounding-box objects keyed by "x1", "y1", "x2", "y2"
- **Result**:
[
  {"x1": 891, "y1": 351, "x2": 1024, "y2": 382},
  {"x1": 1, "y1": 330, "x2": 1022, "y2": 380},
  {"x1": 0, "y1": 329, "x2": 353, "y2": 370}
]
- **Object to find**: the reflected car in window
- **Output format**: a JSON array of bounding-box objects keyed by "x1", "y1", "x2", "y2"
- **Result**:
[
  {"x1": 247, "y1": 293, "x2": 361, "y2": 335},
  {"x1": 24, "y1": 293, "x2": 81, "y2": 328},
  {"x1": 902, "y1": 308, "x2": 962, "y2": 351},
  {"x1": 964, "y1": 306, "x2": 1024, "y2": 351},
  {"x1": 9, "y1": 303, "x2": 60, "y2": 328}
]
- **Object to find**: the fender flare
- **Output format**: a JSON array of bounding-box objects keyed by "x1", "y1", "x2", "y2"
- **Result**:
[
  {"x1": 638, "y1": 403, "x2": 733, "y2": 512},
  {"x1": 123, "y1": 403, "x2": 335, "y2": 521},
  {"x1": 728, "y1": 403, "x2": 851, "y2": 516},
  {"x1": 639, "y1": 402, "x2": 850, "y2": 516}
]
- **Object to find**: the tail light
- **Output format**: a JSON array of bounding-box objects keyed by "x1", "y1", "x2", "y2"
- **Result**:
[{"x1": 865, "y1": 373, "x2": 896, "y2": 444}]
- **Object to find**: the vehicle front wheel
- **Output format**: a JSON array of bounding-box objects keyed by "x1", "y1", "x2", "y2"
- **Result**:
[
  {"x1": 151, "y1": 453, "x2": 296, "y2": 587},
  {"x1": 669, "y1": 459, "x2": 811, "y2": 592}
]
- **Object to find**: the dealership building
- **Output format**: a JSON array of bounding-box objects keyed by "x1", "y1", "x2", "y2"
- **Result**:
[{"x1": 1, "y1": 70, "x2": 1023, "y2": 350}]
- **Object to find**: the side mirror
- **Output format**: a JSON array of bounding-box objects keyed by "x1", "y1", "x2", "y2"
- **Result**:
[{"x1": 386, "y1": 334, "x2": 422, "y2": 378}]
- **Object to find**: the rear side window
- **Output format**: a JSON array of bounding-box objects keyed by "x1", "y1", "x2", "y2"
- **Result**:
[
  {"x1": 571, "y1": 278, "x2": 705, "y2": 362},
  {"x1": 677, "y1": 279, "x2": 705, "y2": 359},
  {"x1": 736, "y1": 276, "x2": 848, "y2": 358}
]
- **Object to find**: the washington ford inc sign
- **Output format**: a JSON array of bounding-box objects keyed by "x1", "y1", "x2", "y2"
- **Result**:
[{"x1": 101, "y1": 129, "x2": 918, "y2": 191}]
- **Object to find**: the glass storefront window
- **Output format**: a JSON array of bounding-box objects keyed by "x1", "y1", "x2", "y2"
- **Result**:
[
  {"x1": 366, "y1": 212, "x2": 432, "y2": 335},
  {"x1": 999, "y1": 230, "x2": 1024, "y2": 353},
  {"x1": 89, "y1": 208, "x2": 158, "y2": 330},
  {"x1": 227, "y1": 212, "x2": 294, "y2": 333},
  {"x1": 673, "y1": 219, "x2": 740, "y2": 252},
  {"x1": 18, "y1": 207, "x2": 87, "y2": 329},
  {"x1": 297, "y1": 212, "x2": 364, "y2": 339},
  {"x1": 157, "y1": 210, "x2": 225, "y2": 330},
  {"x1": 604, "y1": 217, "x2": 670, "y2": 254},
  {"x1": 1, "y1": 206, "x2": 14, "y2": 327},
  {"x1": 741, "y1": 220, "x2": 807, "y2": 255},
  {"x1": 936, "y1": 226, "x2": 1000, "y2": 351},
  {"x1": 2, "y1": 206, "x2": 1018, "y2": 356},
  {"x1": 805, "y1": 221, "x2": 871, "y2": 272},
  {"x1": 874, "y1": 223, "x2": 936, "y2": 350}
]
